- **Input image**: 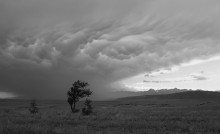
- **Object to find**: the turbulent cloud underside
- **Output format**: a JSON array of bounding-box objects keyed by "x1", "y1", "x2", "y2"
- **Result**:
[{"x1": 1, "y1": 0, "x2": 220, "y2": 99}]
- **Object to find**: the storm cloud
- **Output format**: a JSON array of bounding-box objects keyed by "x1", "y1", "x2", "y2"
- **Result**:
[{"x1": 1, "y1": 0, "x2": 220, "y2": 99}]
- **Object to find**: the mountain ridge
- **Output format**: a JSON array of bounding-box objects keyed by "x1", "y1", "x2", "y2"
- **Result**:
[{"x1": 118, "y1": 90, "x2": 220, "y2": 101}]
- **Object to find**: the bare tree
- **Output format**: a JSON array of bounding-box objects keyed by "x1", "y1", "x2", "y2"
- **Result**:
[{"x1": 67, "y1": 80, "x2": 92, "y2": 113}]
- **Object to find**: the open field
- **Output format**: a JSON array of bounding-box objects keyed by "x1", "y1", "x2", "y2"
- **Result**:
[{"x1": 0, "y1": 97, "x2": 220, "y2": 134}]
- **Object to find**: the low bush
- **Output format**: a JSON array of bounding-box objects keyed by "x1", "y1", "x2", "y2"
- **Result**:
[
  {"x1": 82, "y1": 99, "x2": 92, "y2": 115},
  {"x1": 29, "y1": 99, "x2": 38, "y2": 114}
]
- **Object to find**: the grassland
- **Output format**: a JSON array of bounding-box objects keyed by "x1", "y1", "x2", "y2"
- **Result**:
[{"x1": 0, "y1": 98, "x2": 220, "y2": 134}]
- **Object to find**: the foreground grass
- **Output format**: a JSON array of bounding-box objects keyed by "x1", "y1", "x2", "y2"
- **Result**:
[{"x1": 0, "y1": 100, "x2": 220, "y2": 134}]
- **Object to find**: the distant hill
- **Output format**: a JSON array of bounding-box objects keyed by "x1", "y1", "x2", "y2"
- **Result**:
[
  {"x1": 119, "y1": 90, "x2": 220, "y2": 101},
  {"x1": 112, "y1": 88, "x2": 190, "y2": 98}
]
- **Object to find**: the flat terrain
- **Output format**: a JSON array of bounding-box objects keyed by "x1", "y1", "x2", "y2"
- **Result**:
[{"x1": 1, "y1": 93, "x2": 220, "y2": 134}]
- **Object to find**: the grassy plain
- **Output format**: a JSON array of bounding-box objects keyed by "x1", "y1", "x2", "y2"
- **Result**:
[{"x1": 0, "y1": 98, "x2": 220, "y2": 134}]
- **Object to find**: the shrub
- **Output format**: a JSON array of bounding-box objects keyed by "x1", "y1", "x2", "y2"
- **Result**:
[
  {"x1": 82, "y1": 99, "x2": 92, "y2": 115},
  {"x1": 29, "y1": 99, "x2": 38, "y2": 114}
]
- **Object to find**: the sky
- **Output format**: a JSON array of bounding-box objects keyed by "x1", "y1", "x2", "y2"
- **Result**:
[{"x1": 0, "y1": 0, "x2": 220, "y2": 99}]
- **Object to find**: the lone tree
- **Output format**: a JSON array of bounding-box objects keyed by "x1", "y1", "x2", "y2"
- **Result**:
[{"x1": 67, "y1": 80, "x2": 92, "y2": 113}]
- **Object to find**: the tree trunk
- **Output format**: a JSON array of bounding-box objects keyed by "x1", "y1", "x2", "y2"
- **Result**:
[
  {"x1": 70, "y1": 104, "x2": 73, "y2": 112},
  {"x1": 70, "y1": 102, "x2": 76, "y2": 113},
  {"x1": 73, "y1": 102, "x2": 76, "y2": 111}
]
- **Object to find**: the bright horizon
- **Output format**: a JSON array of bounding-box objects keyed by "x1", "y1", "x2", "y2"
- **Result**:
[{"x1": 121, "y1": 56, "x2": 220, "y2": 92}]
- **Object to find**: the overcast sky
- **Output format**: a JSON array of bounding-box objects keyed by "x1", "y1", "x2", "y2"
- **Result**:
[{"x1": 1, "y1": 0, "x2": 220, "y2": 99}]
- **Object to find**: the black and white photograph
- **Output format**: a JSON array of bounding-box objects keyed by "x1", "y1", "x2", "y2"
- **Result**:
[{"x1": 0, "y1": 0, "x2": 220, "y2": 133}]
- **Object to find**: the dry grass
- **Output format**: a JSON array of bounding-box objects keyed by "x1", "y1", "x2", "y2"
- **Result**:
[{"x1": 0, "y1": 99, "x2": 220, "y2": 134}]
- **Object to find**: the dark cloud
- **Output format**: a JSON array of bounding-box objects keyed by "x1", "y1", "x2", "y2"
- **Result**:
[
  {"x1": 143, "y1": 71, "x2": 208, "y2": 83},
  {"x1": 190, "y1": 74, "x2": 208, "y2": 81},
  {"x1": 0, "y1": 0, "x2": 220, "y2": 99},
  {"x1": 143, "y1": 80, "x2": 171, "y2": 83}
]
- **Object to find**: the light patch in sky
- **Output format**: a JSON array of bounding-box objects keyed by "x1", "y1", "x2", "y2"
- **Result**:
[
  {"x1": 0, "y1": 92, "x2": 16, "y2": 99},
  {"x1": 121, "y1": 56, "x2": 220, "y2": 91}
]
